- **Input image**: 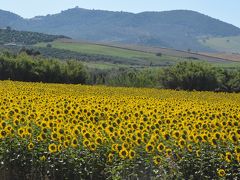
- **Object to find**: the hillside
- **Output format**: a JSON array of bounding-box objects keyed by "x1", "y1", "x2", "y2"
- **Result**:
[
  {"x1": 1, "y1": 8, "x2": 240, "y2": 52},
  {"x1": 0, "y1": 9, "x2": 23, "y2": 28},
  {"x1": 0, "y1": 28, "x2": 69, "y2": 45},
  {"x1": 200, "y1": 36, "x2": 240, "y2": 53}
]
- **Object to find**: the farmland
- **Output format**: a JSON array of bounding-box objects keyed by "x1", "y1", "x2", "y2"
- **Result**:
[
  {"x1": 0, "y1": 81, "x2": 239, "y2": 179},
  {"x1": 35, "y1": 40, "x2": 240, "y2": 69},
  {"x1": 36, "y1": 40, "x2": 188, "y2": 68}
]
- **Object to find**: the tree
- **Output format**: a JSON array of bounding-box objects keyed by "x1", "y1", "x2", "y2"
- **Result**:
[{"x1": 160, "y1": 61, "x2": 219, "y2": 91}]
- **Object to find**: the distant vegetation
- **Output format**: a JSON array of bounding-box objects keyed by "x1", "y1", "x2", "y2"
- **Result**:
[
  {"x1": 0, "y1": 27, "x2": 68, "y2": 45},
  {"x1": 0, "y1": 52, "x2": 239, "y2": 92}
]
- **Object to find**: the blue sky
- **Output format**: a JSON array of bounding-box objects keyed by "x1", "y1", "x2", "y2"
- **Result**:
[{"x1": 2, "y1": 0, "x2": 240, "y2": 27}]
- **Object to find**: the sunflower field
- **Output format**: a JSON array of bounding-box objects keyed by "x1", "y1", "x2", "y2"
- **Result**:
[{"x1": 0, "y1": 81, "x2": 239, "y2": 179}]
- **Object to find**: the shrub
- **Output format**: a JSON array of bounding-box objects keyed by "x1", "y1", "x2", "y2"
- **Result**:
[{"x1": 160, "y1": 61, "x2": 219, "y2": 91}]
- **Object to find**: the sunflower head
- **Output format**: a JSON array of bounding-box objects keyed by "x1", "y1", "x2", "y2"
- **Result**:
[
  {"x1": 146, "y1": 143, "x2": 154, "y2": 153},
  {"x1": 48, "y1": 143, "x2": 57, "y2": 153},
  {"x1": 119, "y1": 148, "x2": 128, "y2": 159},
  {"x1": 28, "y1": 142, "x2": 34, "y2": 150},
  {"x1": 217, "y1": 169, "x2": 226, "y2": 177}
]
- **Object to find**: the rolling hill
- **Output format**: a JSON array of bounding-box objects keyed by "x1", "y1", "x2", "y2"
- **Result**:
[{"x1": 1, "y1": 8, "x2": 240, "y2": 52}]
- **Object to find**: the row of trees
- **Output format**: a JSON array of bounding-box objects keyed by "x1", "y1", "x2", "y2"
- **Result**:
[
  {"x1": 0, "y1": 52, "x2": 87, "y2": 84},
  {"x1": 160, "y1": 62, "x2": 240, "y2": 92},
  {"x1": 88, "y1": 62, "x2": 240, "y2": 92},
  {"x1": 88, "y1": 68, "x2": 160, "y2": 87},
  {"x1": 0, "y1": 27, "x2": 67, "y2": 45},
  {"x1": 0, "y1": 52, "x2": 239, "y2": 92}
]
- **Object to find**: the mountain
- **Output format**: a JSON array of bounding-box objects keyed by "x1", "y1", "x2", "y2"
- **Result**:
[
  {"x1": 0, "y1": 10, "x2": 23, "y2": 28},
  {"x1": 1, "y1": 8, "x2": 240, "y2": 51}
]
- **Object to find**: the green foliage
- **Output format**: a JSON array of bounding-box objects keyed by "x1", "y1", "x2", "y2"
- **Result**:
[
  {"x1": 88, "y1": 68, "x2": 161, "y2": 88},
  {"x1": 0, "y1": 28, "x2": 68, "y2": 45},
  {"x1": 160, "y1": 61, "x2": 240, "y2": 92},
  {"x1": 217, "y1": 68, "x2": 240, "y2": 92},
  {"x1": 0, "y1": 53, "x2": 87, "y2": 84},
  {"x1": 160, "y1": 62, "x2": 218, "y2": 91}
]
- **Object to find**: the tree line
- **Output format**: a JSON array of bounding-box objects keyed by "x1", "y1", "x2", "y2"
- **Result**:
[
  {"x1": 0, "y1": 27, "x2": 68, "y2": 45},
  {"x1": 0, "y1": 52, "x2": 239, "y2": 92},
  {"x1": 0, "y1": 52, "x2": 87, "y2": 84}
]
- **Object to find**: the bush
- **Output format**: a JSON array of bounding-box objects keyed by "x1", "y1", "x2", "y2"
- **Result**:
[
  {"x1": 160, "y1": 62, "x2": 219, "y2": 91},
  {"x1": 0, "y1": 52, "x2": 88, "y2": 84}
]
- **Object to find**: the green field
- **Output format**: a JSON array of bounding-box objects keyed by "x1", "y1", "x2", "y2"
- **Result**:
[
  {"x1": 36, "y1": 41, "x2": 194, "y2": 67},
  {"x1": 200, "y1": 36, "x2": 240, "y2": 53},
  {"x1": 36, "y1": 41, "x2": 240, "y2": 69},
  {"x1": 37, "y1": 41, "x2": 155, "y2": 58}
]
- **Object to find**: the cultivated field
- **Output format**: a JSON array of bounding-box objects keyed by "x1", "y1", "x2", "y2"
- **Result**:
[
  {"x1": 0, "y1": 81, "x2": 239, "y2": 179},
  {"x1": 36, "y1": 40, "x2": 240, "y2": 69}
]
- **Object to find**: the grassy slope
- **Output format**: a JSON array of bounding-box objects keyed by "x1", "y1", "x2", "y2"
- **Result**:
[
  {"x1": 200, "y1": 36, "x2": 240, "y2": 53},
  {"x1": 36, "y1": 41, "x2": 240, "y2": 69}
]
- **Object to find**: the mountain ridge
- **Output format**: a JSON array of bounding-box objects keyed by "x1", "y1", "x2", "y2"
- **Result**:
[{"x1": 1, "y1": 7, "x2": 240, "y2": 52}]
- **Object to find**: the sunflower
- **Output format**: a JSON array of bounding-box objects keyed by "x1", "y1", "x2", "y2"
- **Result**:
[
  {"x1": 119, "y1": 148, "x2": 128, "y2": 159},
  {"x1": 108, "y1": 153, "x2": 114, "y2": 163},
  {"x1": 236, "y1": 154, "x2": 240, "y2": 163},
  {"x1": 83, "y1": 139, "x2": 90, "y2": 147},
  {"x1": 146, "y1": 143, "x2": 154, "y2": 153},
  {"x1": 18, "y1": 128, "x2": 25, "y2": 137},
  {"x1": 71, "y1": 138, "x2": 78, "y2": 148},
  {"x1": 51, "y1": 132, "x2": 58, "y2": 141},
  {"x1": 13, "y1": 119, "x2": 20, "y2": 126},
  {"x1": 129, "y1": 150, "x2": 136, "y2": 159},
  {"x1": 210, "y1": 138, "x2": 218, "y2": 147},
  {"x1": 225, "y1": 152, "x2": 232, "y2": 163},
  {"x1": 0, "y1": 130, "x2": 7, "y2": 138},
  {"x1": 28, "y1": 142, "x2": 34, "y2": 150},
  {"x1": 73, "y1": 128, "x2": 80, "y2": 136},
  {"x1": 153, "y1": 155, "x2": 161, "y2": 165},
  {"x1": 115, "y1": 144, "x2": 122, "y2": 152},
  {"x1": 58, "y1": 144, "x2": 62, "y2": 152},
  {"x1": 39, "y1": 155, "x2": 46, "y2": 161},
  {"x1": 178, "y1": 139, "x2": 186, "y2": 149},
  {"x1": 48, "y1": 143, "x2": 57, "y2": 153},
  {"x1": 187, "y1": 144, "x2": 193, "y2": 152},
  {"x1": 89, "y1": 143, "x2": 97, "y2": 151},
  {"x1": 122, "y1": 142, "x2": 129, "y2": 149},
  {"x1": 63, "y1": 140, "x2": 70, "y2": 148},
  {"x1": 235, "y1": 146, "x2": 240, "y2": 154},
  {"x1": 95, "y1": 137, "x2": 103, "y2": 145},
  {"x1": 135, "y1": 138, "x2": 142, "y2": 146},
  {"x1": 157, "y1": 143, "x2": 165, "y2": 152},
  {"x1": 165, "y1": 148, "x2": 172, "y2": 156},
  {"x1": 173, "y1": 130, "x2": 180, "y2": 139},
  {"x1": 217, "y1": 169, "x2": 226, "y2": 177}
]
